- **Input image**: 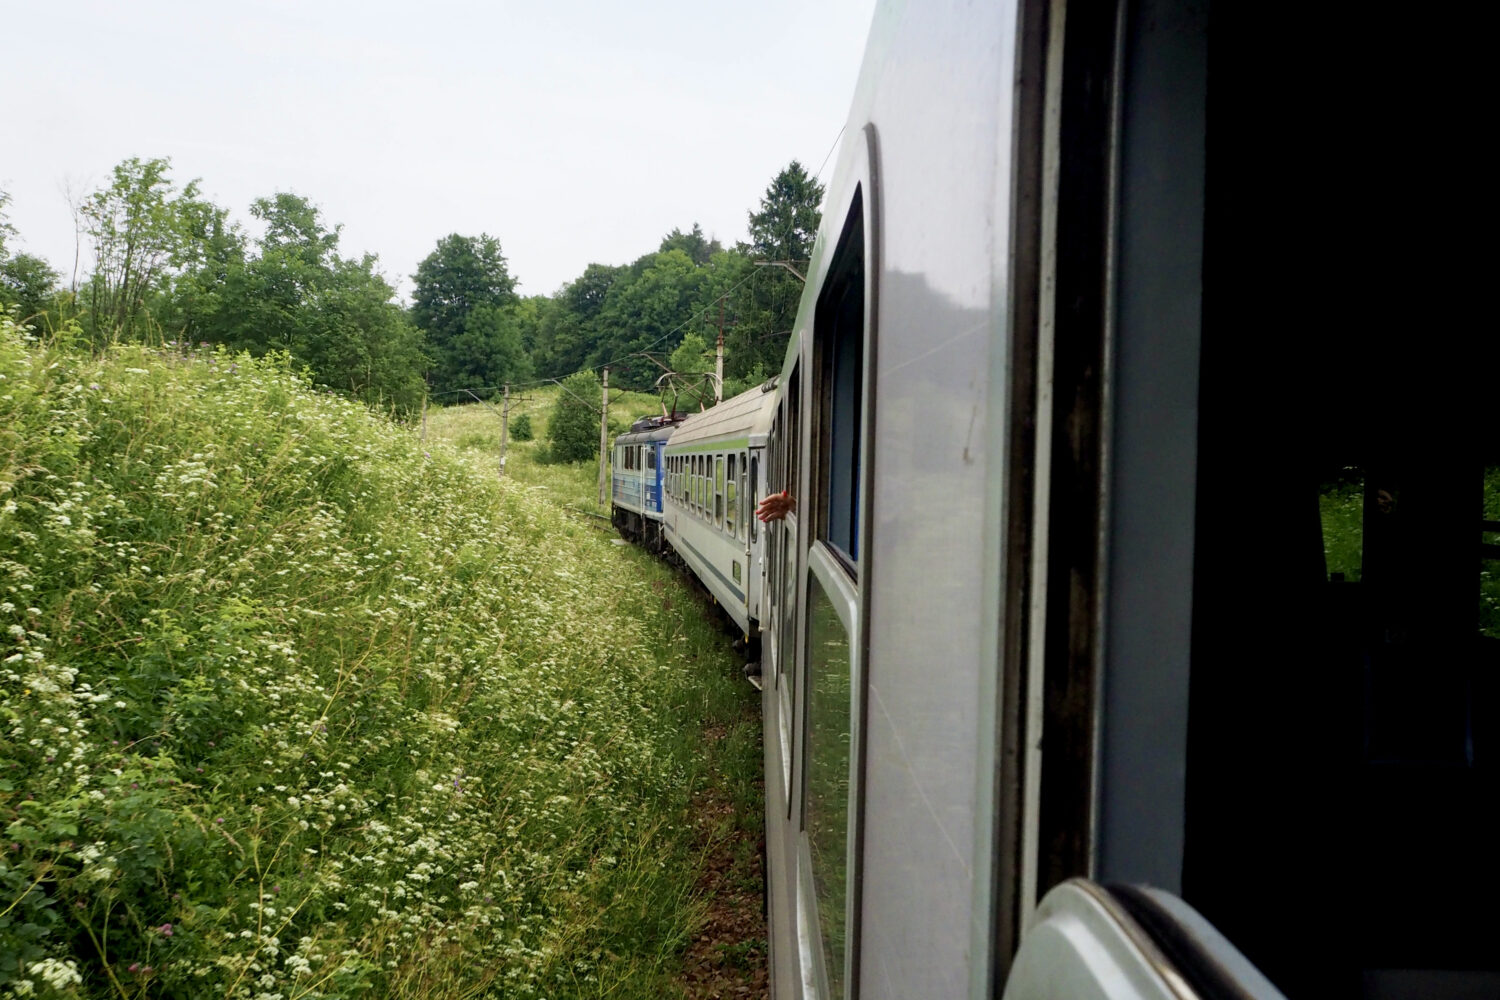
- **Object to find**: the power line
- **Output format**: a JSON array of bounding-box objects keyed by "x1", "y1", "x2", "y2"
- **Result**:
[{"x1": 814, "y1": 124, "x2": 846, "y2": 182}]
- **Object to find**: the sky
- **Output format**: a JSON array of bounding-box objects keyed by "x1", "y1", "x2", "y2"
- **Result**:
[{"x1": 3, "y1": 0, "x2": 878, "y2": 300}]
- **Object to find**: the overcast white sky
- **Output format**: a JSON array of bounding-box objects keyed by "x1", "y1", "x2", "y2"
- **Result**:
[{"x1": 3, "y1": 0, "x2": 877, "y2": 300}]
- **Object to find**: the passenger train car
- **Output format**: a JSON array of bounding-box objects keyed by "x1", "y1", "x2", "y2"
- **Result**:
[
  {"x1": 616, "y1": 1, "x2": 1491, "y2": 997},
  {"x1": 660, "y1": 382, "x2": 778, "y2": 638}
]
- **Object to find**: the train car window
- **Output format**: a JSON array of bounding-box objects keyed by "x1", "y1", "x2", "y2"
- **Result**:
[
  {"x1": 740, "y1": 451, "x2": 749, "y2": 542},
  {"x1": 749, "y1": 455, "x2": 759, "y2": 545},
  {"x1": 1320, "y1": 467, "x2": 1365, "y2": 583},
  {"x1": 647, "y1": 447, "x2": 656, "y2": 472},
  {"x1": 804, "y1": 572, "x2": 852, "y2": 999},
  {"x1": 814, "y1": 189, "x2": 865, "y2": 572},
  {"x1": 779, "y1": 368, "x2": 801, "y2": 703},
  {"x1": 716, "y1": 456, "x2": 726, "y2": 529},
  {"x1": 726, "y1": 454, "x2": 738, "y2": 537}
]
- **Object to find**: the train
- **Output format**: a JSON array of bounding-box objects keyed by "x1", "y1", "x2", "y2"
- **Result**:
[{"x1": 612, "y1": 1, "x2": 1493, "y2": 998}]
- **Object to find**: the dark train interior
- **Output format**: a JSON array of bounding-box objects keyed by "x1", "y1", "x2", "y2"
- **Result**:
[{"x1": 1184, "y1": 8, "x2": 1493, "y2": 999}]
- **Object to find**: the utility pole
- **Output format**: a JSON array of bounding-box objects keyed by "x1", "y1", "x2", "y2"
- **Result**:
[
  {"x1": 498, "y1": 384, "x2": 510, "y2": 478},
  {"x1": 715, "y1": 296, "x2": 725, "y2": 403},
  {"x1": 597, "y1": 367, "x2": 610, "y2": 507},
  {"x1": 419, "y1": 394, "x2": 428, "y2": 447}
]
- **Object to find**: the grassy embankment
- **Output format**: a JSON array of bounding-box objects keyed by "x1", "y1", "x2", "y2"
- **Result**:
[{"x1": 0, "y1": 317, "x2": 762, "y2": 999}]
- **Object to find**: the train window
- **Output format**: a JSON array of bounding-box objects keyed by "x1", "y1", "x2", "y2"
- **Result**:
[
  {"x1": 749, "y1": 455, "x2": 758, "y2": 545},
  {"x1": 715, "y1": 456, "x2": 725, "y2": 529},
  {"x1": 726, "y1": 454, "x2": 738, "y2": 536},
  {"x1": 647, "y1": 447, "x2": 656, "y2": 472},
  {"x1": 1320, "y1": 467, "x2": 1365, "y2": 582},
  {"x1": 814, "y1": 189, "x2": 865, "y2": 571},
  {"x1": 740, "y1": 451, "x2": 748, "y2": 542},
  {"x1": 804, "y1": 572, "x2": 852, "y2": 999}
]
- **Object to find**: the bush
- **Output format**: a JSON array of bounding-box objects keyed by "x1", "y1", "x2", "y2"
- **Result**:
[
  {"x1": 0, "y1": 320, "x2": 750, "y2": 997},
  {"x1": 547, "y1": 370, "x2": 601, "y2": 462},
  {"x1": 510, "y1": 412, "x2": 533, "y2": 441}
]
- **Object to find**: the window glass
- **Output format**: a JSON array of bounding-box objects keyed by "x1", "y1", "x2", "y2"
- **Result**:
[
  {"x1": 749, "y1": 455, "x2": 759, "y2": 545},
  {"x1": 1320, "y1": 466, "x2": 1364, "y2": 582},
  {"x1": 726, "y1": 454, "x2": 738, "y2": 536},
  {"x1": 815, "y1": 190, "x2": 865, "y2": 569},
  {"x1": 716, "y1": 456, "x2": 725, "y2": 528},
  {"x1": 647, "y1": 446, "x2": 656, "y2": 471},
  {"x1": 805, "y1": 573, "x2": 852, "y2": 999}
]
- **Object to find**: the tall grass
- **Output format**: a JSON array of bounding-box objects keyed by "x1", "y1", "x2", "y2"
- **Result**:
[{"x1": 0, "y1": 318, "x2": 758, "y2": 999}]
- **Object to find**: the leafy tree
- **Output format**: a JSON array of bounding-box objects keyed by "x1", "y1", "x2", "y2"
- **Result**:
[
  {"x1": 0, "y1": 190, "x2": 63, "y2": 331},
  {"x1": 173, "y1": 192, "x2": 426, "y2": 412},
  {"x1": 80, "y1": 157, "x2": 213, "y2": 342},
  {"x1": 589, "y1": 249, "x2": 707, "y2": 387},
  {"x1": 411, "y1": 233, "x2": 521, "y2": 395},
  {"x1": 745, "y1": 160, "x2": 823, "y2": 262},
  {"x1": 664, "y1": 330, "x2": 718, "y2": 410},
  {"x1": 436, "y1": 301, "x2": 533, "y2": 391},
  {"x1": 722, "y1": 361, "x2": 769, "y2": 400},
  {"x1": 533, "y1": 263, "x2": 622, "y2": 378},
  {"x1": 726, "y1": 161, "x2": 824, "y2": 375},
  {"x1": 547, "y1": 370, "x2": 602, "y2": 462},
  {"x1": 659, "y1": 223, "x2": 721, "y2": 266},
  {"x1": 0, "y1": 253, "x2": 60, "y2": 328}
]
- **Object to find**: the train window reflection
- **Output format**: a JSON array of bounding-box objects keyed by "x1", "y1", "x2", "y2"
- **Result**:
[
  {"x1": 1319, "y1": 467, "x2": 1364, "y2": 583},
  {"x1": 716, "y1": 456, "x2": 725, "y2": 528},
  {"x1": 805, "y1": 573, "x2": 851, "y2": 999},
  {"x1": 814, "y1": 189, "x2": 864, "y2": 570},
  {"x1": 726, "y1": 454, "x2": 738, "y2": 536}
]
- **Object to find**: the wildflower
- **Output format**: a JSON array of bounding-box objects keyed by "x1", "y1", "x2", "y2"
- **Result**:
[{"x1": 158, "y1": 923, "x2": 173, "y2": 936}]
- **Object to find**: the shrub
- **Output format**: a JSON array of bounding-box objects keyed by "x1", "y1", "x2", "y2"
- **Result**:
[
  {"x1": 510, "y1": 412, "x2": 533, "y2": 441},
  {"x1": 547, "y1": 370, "x2": 601, "y2": 462},
  {"x1": 0, "y1": 318, "x2": 750, "y2": 998}
]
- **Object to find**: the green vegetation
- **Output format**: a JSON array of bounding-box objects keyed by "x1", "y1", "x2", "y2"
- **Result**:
[
  {"x1": 0, "y1": 318, "x2": 761, "y2": 998},
  {"x1": 546, "y1": 372, "x2": 606, "y2": 464},
  {"x1": 1, "y1": 159, "x2": 820, "y2": 417}
]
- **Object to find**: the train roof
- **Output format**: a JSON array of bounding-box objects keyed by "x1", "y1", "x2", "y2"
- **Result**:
[
  {"x1": 615, "y1": 416, "x2": 682, "y2": 447},
  {"x1": 666, "y1": 378, "x2": 779, "y2": 450}
]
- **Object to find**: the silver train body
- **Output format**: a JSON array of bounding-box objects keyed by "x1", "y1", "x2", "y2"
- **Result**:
[{"x1": 614, "y1": 1, "x2": 1490, "y2": 996}]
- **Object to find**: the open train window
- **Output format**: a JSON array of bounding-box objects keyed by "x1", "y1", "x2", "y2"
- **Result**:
[
  {"x1": 726, "y1": 453, "x2": 738, "y2": 536},
  {"x1": 814, "y1": 188, "x2": 866, "y2": 573},
  {"x1": 716, "y1": 456, "x2": 725, "y2": 528}
]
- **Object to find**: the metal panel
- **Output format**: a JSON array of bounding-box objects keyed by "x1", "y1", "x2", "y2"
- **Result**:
[
  {"x1": 1095, "y1": 0, "x2": 1206, "y2": 891},
  {"x1": 848, "y1": 2, "x2": 1018, "y2": 997}
]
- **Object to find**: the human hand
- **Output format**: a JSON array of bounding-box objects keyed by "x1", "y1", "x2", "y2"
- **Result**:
[{"x1": 756, "y1": 490, "x2": 796, "y2": 522}]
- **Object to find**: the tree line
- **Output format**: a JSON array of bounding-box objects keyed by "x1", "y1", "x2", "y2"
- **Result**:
[{"x1": 0, "y1": 157, "x2": 823, "y2": 419}]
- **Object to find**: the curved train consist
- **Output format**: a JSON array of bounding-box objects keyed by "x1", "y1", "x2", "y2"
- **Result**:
[{"x1": 613, "y1": 2, "x2": 1491, "y2": 998}]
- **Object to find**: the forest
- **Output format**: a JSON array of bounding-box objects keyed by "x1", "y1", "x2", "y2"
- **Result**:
[{"x1": 0, "y1": 157, "x2": 823, "y2": 417}]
